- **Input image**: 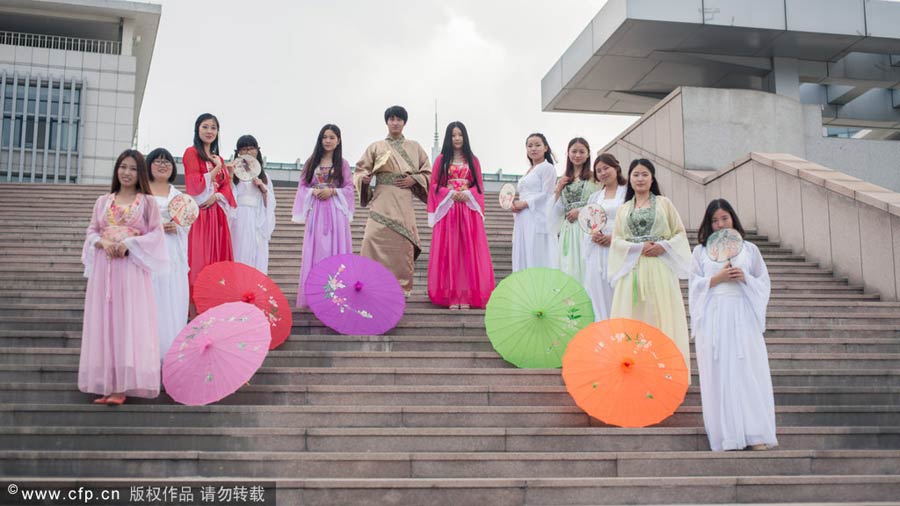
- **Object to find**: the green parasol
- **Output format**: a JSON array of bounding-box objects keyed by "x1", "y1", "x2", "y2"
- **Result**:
[{"x1": 485, "y1": 268, "x2": 594, "y2": 368}]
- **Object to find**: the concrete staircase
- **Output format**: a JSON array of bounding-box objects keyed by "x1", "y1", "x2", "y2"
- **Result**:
[{"x1": 0, "y1": 183, "x2": 898, "y2": 505}]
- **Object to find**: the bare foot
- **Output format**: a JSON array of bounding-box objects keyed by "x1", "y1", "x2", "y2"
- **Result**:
[
  {"x1": 105, "y1": 394, "x2": 126, "y2": 406},
  {"x1": 92, "y1": 396, "x2": 109, "y2": 404}
]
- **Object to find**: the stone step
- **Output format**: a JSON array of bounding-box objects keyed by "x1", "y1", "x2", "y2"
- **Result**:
[
  {"x1": 2, "y1": 314, "x2": 896, "y2": 337},
  {"x1": 2, "y1": 449, "x2": 900, "y2": 479},
  {"x1": 3, "y1": 382, "x2": 897, "y2": 408},
  {"x1": 4, "y1": 331, "x2": 899, "y2": 354},
  {"x1": 1, "y1": 403, "x2": 898, "y2": 428},
  {"x1": 3, "y1": 364, "x2": 897, "y2": 387},
  {"x1": 0, "y1": 426, "x2": 896, "y2": 453},
  {"x1": 4, "y1": 348, "x2": 900, "y2": 370},
  {"x1": 0, "y1": 474, "x2": 898, "y2": 506}
]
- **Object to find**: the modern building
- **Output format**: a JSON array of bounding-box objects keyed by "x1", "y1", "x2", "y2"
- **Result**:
[
  {"x1": 0, "y1": 0, "x2": 160, "y2": 184},
  {"x1": 542, "y1": 0, "x2": 900, "y2": 191}
]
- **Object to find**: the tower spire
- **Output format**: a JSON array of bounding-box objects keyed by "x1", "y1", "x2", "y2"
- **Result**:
[{"x1": 431, "y1": 99, "x2": 440, "y2": 162}]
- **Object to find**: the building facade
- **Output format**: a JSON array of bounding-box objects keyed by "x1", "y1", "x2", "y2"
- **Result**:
[{"x1": 0, "y1": 0, "x2": 160, "y2": 184}]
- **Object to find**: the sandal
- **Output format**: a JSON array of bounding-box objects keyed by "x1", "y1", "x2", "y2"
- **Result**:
[
  {"x1": 449, "y1": 305, "x2": 460, "y2": 311},
  {"x1": 92, "y1": 396, "x2": 109, "y2": 404},
  {"x1": 459, "y1": 304, "x2": 470, "y2": 310}
]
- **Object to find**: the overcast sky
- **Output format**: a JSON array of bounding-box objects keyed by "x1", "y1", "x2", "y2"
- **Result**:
[{"x1": 135, "y1": 0, "x2": 636, "y2": 174}]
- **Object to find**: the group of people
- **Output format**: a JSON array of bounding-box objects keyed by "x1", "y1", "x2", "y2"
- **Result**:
[
  {"x1": 76, "y1": 105, "x2": 777, "y2": 452},
  {"x1": 509, "y1": 135, "x2": 777, "y2": 452}
]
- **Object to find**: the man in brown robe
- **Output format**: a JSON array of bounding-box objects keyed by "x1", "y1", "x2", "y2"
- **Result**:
[{"x1": 354, "y1": 105, "x2": 431, "y2": 296}]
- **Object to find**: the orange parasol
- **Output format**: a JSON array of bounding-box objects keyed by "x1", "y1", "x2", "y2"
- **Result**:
[{"x1": 561, "y1": 318, "x2": 688, "y2": 428}]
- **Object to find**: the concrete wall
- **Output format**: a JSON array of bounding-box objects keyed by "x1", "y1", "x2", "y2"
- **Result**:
[
  {"x1": 802, "y1": 105, "x2": 900, "y2": 192},
  {"x1": 681, "y1": 87, "x2": 807, "y2": 172},
  {"x1": 0, "y1": 44, "x2": 137, "y2": 185}
]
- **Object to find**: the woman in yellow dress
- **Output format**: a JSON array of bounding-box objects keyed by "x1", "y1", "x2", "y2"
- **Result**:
[{"x1": 608, "y1": 159, "x2": 692, "y2": 383}]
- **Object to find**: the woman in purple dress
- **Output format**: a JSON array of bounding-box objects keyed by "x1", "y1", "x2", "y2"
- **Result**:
[{"x1": 292, "y1": 124, "x2": 355, "y2": 307}]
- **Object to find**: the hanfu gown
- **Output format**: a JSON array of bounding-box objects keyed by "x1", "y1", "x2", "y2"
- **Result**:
[
  {"x1": 552, "y1": 178, "x2": 599, "y2": 282},
  {"x1": 182, "y1": 146, "x2": 235, "y2": 289},
  {"x1": 79, "y1": 193, "x2": 169, "y2": 398},
  {"x1": 426, "y1": 155, "x2": 495, "y2": 308},
  {"x1": 292, "y1": 160, "x2": 355, "y2": 308},
  {"x1": 230, "y1": 178, "x2": 276, "y2": 274},
  {"x1": 581, "y1": 185, "x2": 626, "y2": 321},
  {"x1": 608, "y1": 194, "x2": 692, "y2": 383},
  {"x1": 151, "y1": 185, "x2": 190, "y2": 361},
  {"x1": 511, "y1": 161, "x2": 558, "y2": 272},
  {"x1": 689, "y1": 241, "x2": 778, "y2": 451}
]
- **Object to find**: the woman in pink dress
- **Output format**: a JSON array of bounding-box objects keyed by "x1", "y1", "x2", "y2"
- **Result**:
[
  {"x1": 427, "y1": 121, "x2": 495, "y2": 309},
  {"x1": 78, "y1": 149, "x2": 169, "y2": 405},
  {"x1": 292, "y1": 124, "x2": 355, "y2": 308}
]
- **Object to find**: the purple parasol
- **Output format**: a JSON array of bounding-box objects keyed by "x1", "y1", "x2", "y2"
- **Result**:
[{"x1": 304, "y1": 253, "x2": 405, "y2": 335}]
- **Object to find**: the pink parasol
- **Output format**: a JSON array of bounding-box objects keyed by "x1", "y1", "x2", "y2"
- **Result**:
[
  {"x1": 304, "y1": 253, "x2": 405, "y2": 335},
  {"x1": 162, "y1": 302, "x2": 271, "y2": 406}
]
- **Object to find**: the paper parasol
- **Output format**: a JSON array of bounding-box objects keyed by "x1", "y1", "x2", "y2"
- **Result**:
[
  {"x1": 304, "y1": 253, "x2": 405, "y2": 335},
  {"x1": 484, "y1": 267, "x2": 594, "y2": 368},
  {"x1": 162, "y1": 302, "x2": 271, "y2": 406},
  {"x1": 193, "y1": 261, "x2": 292, "y2": 349},
  {"x1": 562, "y1": 318, "x2": 688, "y2": 427}
]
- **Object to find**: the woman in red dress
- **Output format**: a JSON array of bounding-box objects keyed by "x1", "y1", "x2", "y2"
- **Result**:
[{"x1": 183, "y1": 113, "x2": 236, "y2": 290}]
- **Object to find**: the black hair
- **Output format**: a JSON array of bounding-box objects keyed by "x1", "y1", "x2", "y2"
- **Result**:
[
  {"x1": 594, "y1": 153, "x2": 627, "y2": 187},
  {"x1": 624, "y1": 158, "x2": 662, "y2": 202},
  {"x1": 303, "y1": 124, "x2": 344, "y2": 188},
  {"x1": 564, "y1": 137, "x2": 593, "y2": 183},
  {"x1": 192, "y1": 113, "x2": 219, "y2": 163},
  {"x1": 146, "y1": 147, "x2": 177, "y2": 183},
  {"x1": 384, "y1": 105, "x2": 408, "y2": 123},
  {"x1": 232, "y1": 134, "x2": 268, "y2": 185},
  {"x1": 435, "y1": 121, "x2": 481, "y2": 195},
  {"x1": 110, "y1": 149, "x2": 150, "y2": 195},
  {"x1": 526, "y1": 133, "x2": 555, "y2": 165},
  {"x1": 697, "y1": 198, "x2": 746, "y2": 246}
]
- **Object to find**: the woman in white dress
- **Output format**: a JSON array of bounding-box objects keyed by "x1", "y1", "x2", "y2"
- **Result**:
[
  {"x1": 581, "y1": 153, "x2": 627, "y2": 321},
  {"x1": 510, "y1": 133, "x2": 558, "y2": 272},
  {"x1": 146, "y1": 148, "x2": 190, "y2": 362},
  {"x1": 229, "y1": 135, "x2": 276, "y2": 273},
  {"x1": 689, "y1": 198, "x2": 777, "y2": 452}
]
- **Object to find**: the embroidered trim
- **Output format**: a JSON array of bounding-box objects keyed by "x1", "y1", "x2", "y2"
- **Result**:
[
  {"x1": 388, "y1": 138, "x2": 417, "y2": 173},
  {"x1": 369, "y1": 210, "x2": 422, "y2": 259}
]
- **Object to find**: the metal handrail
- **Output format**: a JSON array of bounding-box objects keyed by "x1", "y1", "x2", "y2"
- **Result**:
[{"x1": 0, "y1": 30, "x2": 121, "y2": 55}]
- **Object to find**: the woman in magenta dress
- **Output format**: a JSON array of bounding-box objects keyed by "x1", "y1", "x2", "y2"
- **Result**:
[
  {"x1": 427, "y1": 121, "x2": 495, "y2": 309},
  {"x1": 292, "y1": 124, "x2": 355, "y2": 308},
  {"x1": 183, "y1": 113, "x2": 236, "y2": 291},
  {"x1": 79, "y1": 149, "x2": 169, "y2": 405}
]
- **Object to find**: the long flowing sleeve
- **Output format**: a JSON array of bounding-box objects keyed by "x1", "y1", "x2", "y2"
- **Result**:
[
  {"x1": 519, "y1": 162, "x2": 556, "y2": 233},
  {"x1": 656, "y1": 196, "x2": 692, "y2": 279},
  {"x1": 427, "y1": 155, "x2": 451, "y2": 227},
  {"x1": 409, "y1": 143, "x2": 431, "y2": 204},
  {"x1": 739, "y1": 242, "x2": 771, "y2": 335},
  {"x1": 182, "y1": 147, "x2": 213, "y2": 203},
  {"x1": 259, "y1": 179, "x2": 276, "y2": 241},
  {"x1": 354, "y1": 144, "x2": 376, "y2": 207},
  {"x1": 291, "y1": 164, "x2": 314, "y2": 224},
  {"x1": 688, "y1": 245, "x2": 712, "y2": 338},
  {"x1": 607, "y1": 202, "x2": 643, "y2": 283},
  {"x1": 81, "y1": 195, "x2": 106, "y2": 278},
  {"x1": 122, "y1": 196, "x2": 170, "y2": 275},
  {"x1": 332, "y1": 159, "x2": 355, "y2": 222},
  {"x1": 550, "y1": 190, "x2": 565, "y2": 237}
]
